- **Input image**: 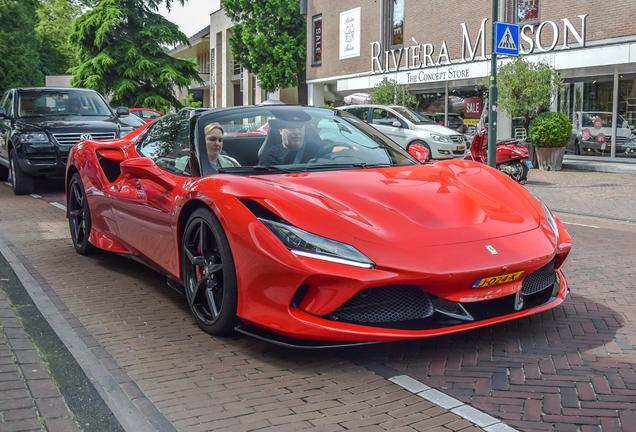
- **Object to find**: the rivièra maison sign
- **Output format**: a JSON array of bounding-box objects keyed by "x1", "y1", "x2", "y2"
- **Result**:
[{"x1": 370, "y1": 14, "x2": 588, "y2": 75}]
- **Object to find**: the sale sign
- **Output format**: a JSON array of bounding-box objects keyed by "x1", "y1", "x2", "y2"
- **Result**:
[
  {"x1": 464, "y1": 98, "x2": 482, "y2": 118},
  {"x1": 582, "y1": 128, "x2": 591, "y2": 141},
  {"x1": 594, "y1": 117, "x2": 603, "y2": 130},
  {"x1": 597, "y1": 132, "x2": 606, "y2": 149}
]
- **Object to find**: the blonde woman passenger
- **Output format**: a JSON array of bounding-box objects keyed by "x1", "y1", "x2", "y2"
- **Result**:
[{"x1": 204, "y1": 122, "x2": 240, "y2": 169}]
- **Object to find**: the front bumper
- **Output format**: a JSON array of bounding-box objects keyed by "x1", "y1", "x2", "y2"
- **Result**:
[
  {"x1": 230, "y1": 208, "x2": 570, "y2": 343},
  {"x1": 579, "y1": 141, "x2": 636, "y2": 157},
  {"x1": 16, "y1": 146, "x2": 69, "y2": 178}
]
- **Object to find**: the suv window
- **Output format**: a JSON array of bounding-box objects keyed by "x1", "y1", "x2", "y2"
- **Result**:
[
  {"x1": 1, "y1": 92, "x2": 13, "y2": 116},
  {"x1": 138, "y1": 115, "x2": 191, "y2": 176},
  {"x1": 343, "y1": 107, "x2": 369, "y2": 121}
]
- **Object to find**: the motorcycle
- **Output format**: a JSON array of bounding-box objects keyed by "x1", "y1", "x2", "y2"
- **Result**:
[{"x1": 464, "y1": 106, "x2": 532, "y2": 184}]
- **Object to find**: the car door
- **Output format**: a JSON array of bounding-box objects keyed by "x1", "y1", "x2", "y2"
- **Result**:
[
  {"x1": 108, "y1": 115, "x2": 190, "y2": 276},
  {"x1": 0, "y1": 91, "x2": 14, "y2": 163},
  {"x1": 370, "y1": 107, "x2": 406, "y2": 147}
]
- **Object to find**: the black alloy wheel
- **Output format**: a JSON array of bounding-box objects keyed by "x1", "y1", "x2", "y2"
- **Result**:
[
  {"x1": 182, "y1": 208, "x2": 238, "y2": 335},
  {"x1": 68, "y1": 173, "x2": 96, "y2": 255},
  {"x1": 574, "y1": 140, "x2": 581, "y2": 155},
  {"x1": 10, "y1": 149, "x2": 34, "y2": 195}
]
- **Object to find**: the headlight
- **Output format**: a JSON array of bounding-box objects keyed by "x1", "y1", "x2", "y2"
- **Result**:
[
  {"x1": 259, "y1": 219, "x2": 375, "y2": 268},
  {"x1": 541, "y1": 202, "x2": 559, "y2": 240},
  {"x1": 529, "y1": 193, "x2": 559, "y2": 240},
  {"x1": 429, "y1": 134, "x2": 450, "y2": 143},
  {"x1": 627, "y1": 134, "x2": 636, "y2": 143},
  {"x1": 20, "y1": 132, "x2": 49, "y2": 144}
]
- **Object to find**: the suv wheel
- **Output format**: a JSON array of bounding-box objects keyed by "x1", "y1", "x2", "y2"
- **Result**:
[{"x1": 10, "y1": 149, "x2": 34, "y2": 195}]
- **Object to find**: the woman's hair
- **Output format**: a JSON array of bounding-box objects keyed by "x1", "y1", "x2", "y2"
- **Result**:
[{"x1": 204, "y1": 122, "x2": 225, "y2": 136}]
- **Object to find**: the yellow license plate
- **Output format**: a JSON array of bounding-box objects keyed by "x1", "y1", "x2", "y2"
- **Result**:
[
  {"x1": 471, "y1": 271, "x2": 524, "y2": 289},
  {"x1": 458, "y1": 146, "x2": 465, "y2": 151}
]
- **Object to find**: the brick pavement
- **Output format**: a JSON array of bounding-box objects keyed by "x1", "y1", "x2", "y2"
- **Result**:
[
  {"x1": 1, "y1": 271, "x2": 80, "y2": 431},
  {"x1": 0, "y1": 168, "x2": 635, "y2": 432}
]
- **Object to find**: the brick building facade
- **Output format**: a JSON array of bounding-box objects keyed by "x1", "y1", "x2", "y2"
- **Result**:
[{"x1": 306, "y1": 0, "x2": 636, "y2": 140}]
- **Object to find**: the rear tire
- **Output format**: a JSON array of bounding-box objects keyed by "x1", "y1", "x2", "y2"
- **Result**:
[
  {"x1": 68, "y1": 173, "x2": 96, "y2": 255},
  {"x1": 509, "y1": 160, "x2": 529, "y2": 184},
  {"x1": 10, "y1": 149, "x2": 34, "y2": 195}
]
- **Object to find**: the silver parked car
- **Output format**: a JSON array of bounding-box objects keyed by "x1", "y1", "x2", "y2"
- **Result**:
[
  {"x1": 337, "y1": 104, "x2": 466, "y2": 159},
  {"x1": 567, "y1": 111, "x2": 636, "y2": 157}
]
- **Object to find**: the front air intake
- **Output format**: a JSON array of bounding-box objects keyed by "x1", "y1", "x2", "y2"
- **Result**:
[{"x1": 324, "y1": 285, "x2": 434, "y2": 324}]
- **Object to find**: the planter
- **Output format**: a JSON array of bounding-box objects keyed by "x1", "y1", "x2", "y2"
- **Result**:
[{"x1": 535, "y1": 146, "x2": 565, "y2": 171}]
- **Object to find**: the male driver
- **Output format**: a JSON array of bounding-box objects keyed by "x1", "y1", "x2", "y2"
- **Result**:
[{"x1": 258, "y1": 123, "x2": 320, "y2": 165}]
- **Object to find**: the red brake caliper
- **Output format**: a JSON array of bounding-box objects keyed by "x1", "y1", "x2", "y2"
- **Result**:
[{"x1": 195, "y1": 244, "x2": 203, "y2": 281}]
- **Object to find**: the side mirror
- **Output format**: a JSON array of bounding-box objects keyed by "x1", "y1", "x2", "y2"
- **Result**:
[
  {"x1": 120, "y1": 157, "x2": 176, "y2": 190},
  {"x1": 408, "y1": 144, "x2": 430, "y2": 163},
  {"x1": 391, "y1": 120, "x2": 401, "y2": 128},
  {"x1": 0, "y1": 108, "x2": 6, "y2": 119},
  {"x1": 116, "y1": 107, "x2": 130, "y2": 118}
]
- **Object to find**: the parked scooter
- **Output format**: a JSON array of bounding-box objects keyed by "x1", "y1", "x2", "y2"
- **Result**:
[{"x1": 464, "y1": 107, "x2": 532, "y2": 184}]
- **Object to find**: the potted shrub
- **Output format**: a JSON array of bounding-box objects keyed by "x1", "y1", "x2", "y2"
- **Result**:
[{"x1": 529, "y1": 112, "x2": 572, "y2": 171}]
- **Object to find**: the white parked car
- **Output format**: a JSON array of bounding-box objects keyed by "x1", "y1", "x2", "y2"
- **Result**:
[
  {"x1": 337, "y1": 104, "x2": 466, "y2": 159},
  {"x1": 567, "y1": 111, "x2": 636, "y2": 157}
]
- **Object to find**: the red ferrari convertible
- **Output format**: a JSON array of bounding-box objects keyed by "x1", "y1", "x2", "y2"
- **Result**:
[{"x1": 66, "y1": 106, "x2": 571, "y2": 347}]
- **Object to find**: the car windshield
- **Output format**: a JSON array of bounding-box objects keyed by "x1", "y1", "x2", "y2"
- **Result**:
[
  {"x1": 197, "y1": 106, "x2": 418, "y2": 175},
  {"x1": 581, "y1": 112, "x2": 627, "y2": 128},
  {"x1": 17, "y1": 91, "x2": 111, "y2": 117},
  {"x1": 391, "y1": 107, "x2": 435, "y2": 124}
]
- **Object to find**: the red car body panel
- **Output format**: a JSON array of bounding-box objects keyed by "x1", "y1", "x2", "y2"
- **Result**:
[{"x1": 66, "y1": 114, "x2": 571, "y2": 344}]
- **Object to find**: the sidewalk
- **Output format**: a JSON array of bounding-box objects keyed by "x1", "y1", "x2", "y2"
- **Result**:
[{"x1": 561, "y1": 154, "x2": 636, "y2": 174}]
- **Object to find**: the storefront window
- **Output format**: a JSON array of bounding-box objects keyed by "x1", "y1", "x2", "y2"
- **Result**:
[
  {"x1": 516, "y1": 0, "x2": 539, "y2": 23},
  {"x1": 414, "y1": 87, "x2": 484, "y2": 134},
  {"x1": 390, "y1": 0, "x2": 404, "y2": 47},
  {"x1": 560, "y1": 74, "x2": 636, "y2": 128},
  {"x1": 312, "y1": 15, "x2": 322, "y2": 66}
]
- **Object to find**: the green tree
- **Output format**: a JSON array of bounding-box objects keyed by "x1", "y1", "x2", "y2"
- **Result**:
[
  {"x1": 369, "y1": 78, "x2": 418, "y2": 109},
  {"x1": 184, "y1": 93, "x2": 202, "y2": 108},
  {"x1": 36, "y1": 0, "x2": 83, "y2": 76},
  {"x1": 223, "y1": 0, "x2": 306, "y2": 96},
  {"x1": 481, "y1": 56, "x2": 562, "y2": 132},
  {"x1": 0, "y1": 0, "x2": 44, "y2": 93},
  {"x1": 69, "y1": 0, "x2": 203, "y2": 111}
]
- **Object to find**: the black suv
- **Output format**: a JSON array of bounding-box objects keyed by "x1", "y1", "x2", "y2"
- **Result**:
[{"x1": 0, "y1": 87, "x2": 131, "y2": 194}]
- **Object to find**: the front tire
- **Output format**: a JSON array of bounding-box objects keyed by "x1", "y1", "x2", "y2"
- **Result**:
[
  {"x1": 10, "y1": 149, "x2": 34, "y2": 195},
  {"x1": 181, "y1": 208, "x2": 238, "y2": 335},
  {"x1": 408, "y1": 140, "x2": 432, "y2": 158},
  {"x1": 68, "y1": 173, "x2": 96, "y2": 255},
  {"x1": 574, "y1": 140, "x2": 581, "y2": 155}
]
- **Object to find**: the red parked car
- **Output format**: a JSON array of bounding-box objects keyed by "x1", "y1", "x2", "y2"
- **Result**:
[
  {"x1": 65, "y1": 106, "x2": 571, "y2": 348},
  {"x1": 129, "y1": 108, "x2": 164, "y2": 123}
]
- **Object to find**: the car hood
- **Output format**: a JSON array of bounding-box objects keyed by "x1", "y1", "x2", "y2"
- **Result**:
[
  {"x1": 410, "y1": 123, "x2": 460, "y2": 135},
  {"x1": 232, "y1": 161, "x2": 540, "y2": 247},
  {"x1": 15, "y1": 116, "x2": 121, "y2": 132}
]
